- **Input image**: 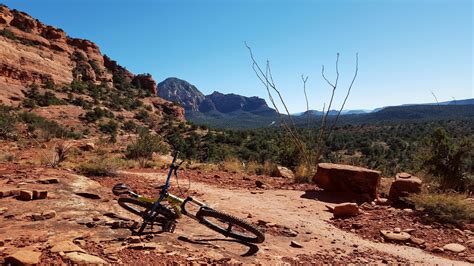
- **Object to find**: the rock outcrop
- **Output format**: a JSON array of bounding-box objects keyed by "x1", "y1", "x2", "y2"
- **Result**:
[
  {"x1": 314, "y1": 163, "x2": 381, "y2": 202},
  {"x1": 132, "y1": 74, "x2": 157, "y2": 95},
  {"x1": 388, "y1": 172, "x2": 422, "y2": 203}
]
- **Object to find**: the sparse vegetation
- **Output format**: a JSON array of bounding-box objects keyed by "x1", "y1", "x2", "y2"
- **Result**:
[
  {"x1": 77, "y1": 157, "x2": 120, "y2": 176},
  {"x1": 408, "y1": 192, "x2": 474, "y2": 226},
  {"x1": 23, "y1": 85, "x2": 65, "y2": 107},
  {"x1": 423, "y1": 128, "x2": 473, "y2": 191},
  {"x1": 219, "y1": 157, "x2": 243, "y2": 173},
  {"x1": 0, "y1": 105, "x2": 17, "y2": 140},
  {"x1": 125, "y1": 130, "x2": 168, "y2": 167},
  {"x1": 0, "y1": 28, "x2": 17, "y2": 40}
]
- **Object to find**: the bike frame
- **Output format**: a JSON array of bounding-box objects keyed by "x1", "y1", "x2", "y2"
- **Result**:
[{"x1": 132, "y1": 151, "x2": 207, "y2": 222}]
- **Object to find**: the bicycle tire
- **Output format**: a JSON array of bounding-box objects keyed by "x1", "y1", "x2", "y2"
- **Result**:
[
  {"x1": 196, "y1": 207, "x2": 265, "y2": 243},
  {"x1": 117, "y1": 197, "x2": 176, "y2": 221}
]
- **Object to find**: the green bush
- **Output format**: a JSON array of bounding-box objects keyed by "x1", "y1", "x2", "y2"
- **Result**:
[
  {"x1": 1, "y1": 28, "x2": 16, "y2": 40},
  {"x1": 424, "y1": 128, "x2": 473, "y2": 191},
  {"x1": 0, "y1": 105, "x2": 17, "y2": 140},
  {"x1": 408, "y1": 193, "x2": 474, "y2": 226},
  {"x1": 19, "y1": 112, "x2": 79, "y2": 140},
  {"x1": 125, "y1": 130, "x2": 168, "y2": 167}
]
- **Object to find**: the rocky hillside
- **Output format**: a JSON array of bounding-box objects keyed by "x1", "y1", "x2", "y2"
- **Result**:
[
  {"x1": 157, "y1": 77, "x2": 276, "y2": 119},
  {"x1": 0, "y1": 5, "x2": 165, "y2": 108},
  {"x1": 0, "y1": 4, "x2": 184, "y2": 135}
]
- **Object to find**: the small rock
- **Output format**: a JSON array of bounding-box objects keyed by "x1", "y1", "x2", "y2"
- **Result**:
[
  {"x1": 75, "y1": 192, "x2": 101, "y2": 199},
  {"x1": 32, "y1": 190, "x2": 48, "y2": 200},
  {"x1": 127, "y1": 236, "x2": 141, "y2": 243},
  {"x1": 4, "y1": 250, "x2": 42, "y2": 265},
  {"x1": 442, "y1": 243, "x2": 466, "y2": 253},
  {"x1": 380, "y1": 230, "x2": 411, "y2": 241},
  {"x1": 333, "y1": 203, "x2": 359, "y2": 218},
  {"x1": 393, "y1": 227, "x2": 401, "y2": 233},
  {"x1": 127, "y1": 243, "x2": 159, "y2": 250},
  {"x1": 18, "y1": 190, "x2": 33, "y2": 201},
  {"x1": 255, "y1": 180, "x2": 265, "y2": 188},
  {"x1": 454, "y1": 228, "x2": 465, "y2": 235},
  {"x1": 42, "y1": 210, "x2": 56, "y2": 220},
  {"x1": 410, "y1": 237, "x2": 425, "y2": 245},
  {"x1": 403, "y1": 228, "x2": 416, "y2": 233},
  {"x1": 290, "y1": 241, "x2": 303, "y2": 248},
  {"x1": 62, "y1": 252, "x2": 107, "y2": 264},
  {"x1": 352, "y1": 223, "x2": 363, "y2": 229},
  {"x1": 431, "y1": 247, "x2": 444, "y2": 253},
  {"x1": 375, "y1": 198, "x2": 390, "y2": 206},
  {"x1": 80, "y1": 142, "x2": 95, "y2": 151},
  {"x1": 283, "y1": 228, "x2": 298, "y2": 237},
  {"x1": 0, "y1": 207, "x2": 8, "y2": 215},
  {"x1": 466, "y1": 257, "x2": 474, "y2": 263},
  {"x1": 0, "y1": 240, "x2": 4, "y2": 247},
  {"x1": 466, "y1": 239, "x2": 474, "y2": 248},
  {"x1": 37, "y1": 178, "x2": 59, "y2": 184}
]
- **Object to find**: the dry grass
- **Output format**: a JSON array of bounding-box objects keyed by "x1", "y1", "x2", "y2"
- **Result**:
[
  {"x1": 246, "y1": 161, "x2": 264, "y2": 175},
  {"x1": 77, "y1": 157, "x2": 127, "y2": 176},
  {"x1": 219, "y1": 157, "x2": 243, "y2": 173},
  {"x1": 187, "y1": 163, "x2": 219, "y2": 172},
  {"x1": 294, "y1": 164, "x2": 312, "y2": 183},
  {"x1": 263, "y1": 161, "x2": 279, "y2": 176},
  {"x1": 408, "y1": 192, "x2": 474, "y2": 226}
]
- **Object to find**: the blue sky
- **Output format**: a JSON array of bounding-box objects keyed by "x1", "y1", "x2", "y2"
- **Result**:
[{"x1": 3, "y1": 0, "x2": 472, "y2": 112}]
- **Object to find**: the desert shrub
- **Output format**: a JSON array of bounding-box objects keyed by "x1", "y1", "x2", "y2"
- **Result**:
[
  {"x1": 0, "y1": 153, "x2": 16, "y2": 162},
  {"x1": 0, "y1": 105, "x2": 17, "y2": 140},
  {"x1": 20, "y1": 112, "x2": 65, "y2": 140},
  {"x1": 99, "y1": 120, "x2": 119, "y2": 143},
  {"x1": 1, "y1": 28, "x2": 16, "y2": 40},
  {"x1": 122, "y1": 120, "x2": 137, "y2": 132},
  {"x1": 408, "y1": 193, "x2": 474, "y2": 226},
  {"x1": 134, "y1": 109, "x2": 149, "y2": 121},
  {"x1": 125, "y1": 130, "x2": 168, "y2": 167},
  {"x1": 76, "y1": 156, "x2": 120, "y2": 176},
  {"x1": 82, "y1": 107, "x2": 113, "y2": 123},
  {"x1": 424, "y1": 128, "x2": 473, "y2": 191},
  {"x1": 219, "y1": 157, "x2": 243, "y2": 173},
  {"x1": 23, "y1": 86, "x2": 64, "y2": 107},
  {"x1": 246, "y1": 161, "x2": 263, "y2": 175}
]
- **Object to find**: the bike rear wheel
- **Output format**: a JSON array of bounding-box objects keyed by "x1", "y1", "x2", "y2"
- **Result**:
[
  {"x1": 117, "y1": 197, "x2": 176, "y2": 222},
  {"x1": 196, "y1": 207, "x2": 265, "y2": 243}
]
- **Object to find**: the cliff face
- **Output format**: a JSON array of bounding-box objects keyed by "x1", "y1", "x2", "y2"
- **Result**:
[{"x1": 0, "y1": 5, "x2": 159, "y2": 104}]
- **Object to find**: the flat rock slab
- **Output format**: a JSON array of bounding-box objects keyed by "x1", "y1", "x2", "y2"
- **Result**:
[
  {"x1": 75, "y1": 192, "x2": 101, "y2": 199},
  {"x1": 62, "y1": 251, "x2": 107, "y2": 264},
  {"x1": 380, "y1": 230, "x2": 411, "y2": 241},
  {"x1": 4, "y1": 249, "x2": 42, "y2": 265},
  {"x1": 442, "y1": 243, "x2": 466, "y2": 253},
  {"x1": 51, "y1": 241, "x2": 85, "y2": 253}
]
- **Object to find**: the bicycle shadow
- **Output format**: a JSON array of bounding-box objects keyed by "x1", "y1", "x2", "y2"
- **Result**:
[{"x1": 177, "y1": 235, "x2": 259, "y2": 257}]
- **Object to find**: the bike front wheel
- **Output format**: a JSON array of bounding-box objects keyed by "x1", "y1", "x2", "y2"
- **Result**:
[{"x1": 196, "y1": 207, "x2": 265, "y2": 243}]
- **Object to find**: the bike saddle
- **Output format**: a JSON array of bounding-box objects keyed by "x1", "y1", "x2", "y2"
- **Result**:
[{"x1": 112, "y1": 183, "x2": 131, "y2": 196}]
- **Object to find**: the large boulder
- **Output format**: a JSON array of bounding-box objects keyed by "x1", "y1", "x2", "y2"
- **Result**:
[
  {"x1": 388, "y1": 172, "x2": 422, "y2": 203},
  {"x1": 314, "y1": 163, "x2": 381, "y2": 202},
  {"x1": 333, "y1": 203, "x2": 359, "y2": 218}
]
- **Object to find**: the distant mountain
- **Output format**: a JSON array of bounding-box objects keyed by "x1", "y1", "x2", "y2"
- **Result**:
[
  {"x1": 298, "y1": 99, "x2": 474, "y2": 115},
  {"x1": 157, "y1": 77, "x2": 277, "y2": 120},
  {"x1": 157, "y1": 78, "x2": 205, "y2": 111}
]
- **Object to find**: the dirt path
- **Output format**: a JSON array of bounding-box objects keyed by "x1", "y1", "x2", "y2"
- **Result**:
[{"x1": 120, "y1": 171, "x2": 469, "y2": 264}]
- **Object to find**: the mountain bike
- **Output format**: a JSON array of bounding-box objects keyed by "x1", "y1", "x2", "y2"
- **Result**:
[{"x1": 112, "y1": 151, "x2": 265, "y2": 244}]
